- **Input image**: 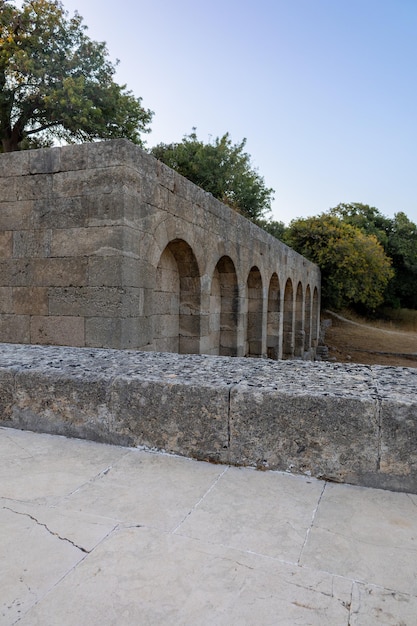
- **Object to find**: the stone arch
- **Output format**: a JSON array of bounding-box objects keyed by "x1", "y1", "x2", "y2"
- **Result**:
[
  {"x1": 154, "y1": 239, "x2": 201, "y2": 354},
  {"x1": 209, "y1": 256, "x2": 239, "y2": 356},
  {"x1": 267, "y1": 273, "x2": 280, "y2": 360},
  {"x1": 312, "y1": 286, "x2": 320, "y2": 347},
  {"x1": 246, "y1": 266, "x2": 263, "y2": 357},
  {"x1": 283, "y1": 278, "x2": 294, "y2": 359},
  {"x1": 294, "y1": 281, "x2": 304, "y2": 357},
  {"x1": 304, "y1": 284, "x2": 312, "y2": 352}
]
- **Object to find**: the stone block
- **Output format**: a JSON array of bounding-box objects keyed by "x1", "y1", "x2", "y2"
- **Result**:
[
  {"x1": 0, "y1": 314, "x2": 30, "y2": 343},
  {"x1": 0, "y1": 231, "x2": 12, "y2": 258},
  {"x1": 120, "y1": 316, "x2": 152, "y2": 349},
  {"x1": 153, "y1": 314, "x2": 180, "y2": 339},
  {"x1": 29, "y1": 147, "x2": 61, "y2": 174},
  {"x1": 31, "y1": 197, "x2": 87, "y2": 229},
  {"x1": 379, "y1": 400, "x2": 417, "y2": 492},
  {"x1": 13, "y1": 230, "x2": 51, "y2": 258},
  {"x1": 0, "y1": 201, "x2": 33, "y2": 230},
  {"x1": 52, "y1": 166, "x2": 141, "y2": 199},
  {"x1": 13, "y1": 287, "x2": 48, "y2": 315},
  {"x1": 17, "y1": 174, "x2": 53, "y2": 201},
  {"x1": 0, "y1": 287, "x2": 13, "y2": 313},
  {"x1": 0, "y1": 150, "x2": 29, "y2": 177},
  {"x1": 30, "y1": 316, "x2": 85, "y2": 347},
  {"x1": 31, "y1": 258, "x2": 88, "y2": 287},
  {"x1": 85, "y1": 317, "x2": 122, "y2": 349},
  {"x1": 59, "y1": 143, "x2": 89, "y2": 171},
  {"x1": 50, "y1": 226, "x2": 124, "y2": 257},
  {"x1": 49, "y1": 287, "x2": 126, "y2": 318},
  {"x1": 229, "y1": 387, "x2": 379, "y2": 482},
  {"x1": 9, "y1": 367, "x2": 119, "y2": 444},
  {"x1": 85, "y1": 193, "x2": 126, "y2": 226},
  {"x1": 88, "y1": 256, "x2": 143, "y2": 288},
  {"x1": 109, "y1": 375, "x2": 229, "y2": 462},
  {"x1": 0, "y1": 260, "x2": 31, "y2": 287},
  {"x1": 0, "y1": 177, "x2": 17, "y2": 202},
  {"x1": 0, "y1": 368, "x2": 14, "y2": 422}
]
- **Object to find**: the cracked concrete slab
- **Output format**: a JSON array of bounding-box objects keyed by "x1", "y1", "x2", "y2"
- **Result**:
[
  {"x1": 174, "y1": 465, "x2": 325, "y2": 562},
  {"x1": 60, "y1": 449, "x2": 226, "y2": 532},
  {"x1": 349, "y1": 583, "x2": 417, "y2": 625},
  {"x1": 300, "y1": 482, "x2": 417, "y2": 596},
  {"x1": 2, "y1": 427, "x2": 417, "y2": 625},
  {"x1": 0, "y1": 428, "x2": 129, "y2": 501},
  {"x1": 0, "y1": 506, "x2": 85, "y2": 624},
  {"x1": 15, "y1": 527, "x2": 353, "y2": 626}
]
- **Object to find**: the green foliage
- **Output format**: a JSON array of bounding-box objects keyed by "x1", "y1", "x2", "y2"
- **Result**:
[
  {"x1": 151, "y1": 130, "x2": 274, "y2": 222},
  {"x1": 0, "y1": 0, "x2": 153, "y2": 151},
  {"x1": 254, "y1": 218, "x2": 286, "y2": 240},
  {"x1": 329, "y1": 203, "x2": 417, "y2": 309},
  {"x1": 284, "y1": 214, "x2": 394, "y2": 310}
]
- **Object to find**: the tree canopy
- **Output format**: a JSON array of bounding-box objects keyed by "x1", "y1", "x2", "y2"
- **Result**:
[
  {"x1": 284, "y1": 213, "x2": 394, "y2": 311},
  {"x1": 0, "y1": 0, "x2": 153, "y2": 152},
  {"x1": 151, "y1": 130, "x2": 274, "y2": 223},
  {"x1": 328, "y1": 203, "x2": 417, "y2": 309}
]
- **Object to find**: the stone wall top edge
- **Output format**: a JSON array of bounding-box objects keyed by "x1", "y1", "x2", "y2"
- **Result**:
[
  {"x1": 0, "y1": 343, "x2": 415, "y2": 399},
  {"x1": 0, "y1": 140, "x2": 320, "y2": 275}
]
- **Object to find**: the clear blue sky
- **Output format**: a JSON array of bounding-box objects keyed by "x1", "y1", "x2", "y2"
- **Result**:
[{"x1": 60, "y1": 0, "x2": 417, "y2": 225}]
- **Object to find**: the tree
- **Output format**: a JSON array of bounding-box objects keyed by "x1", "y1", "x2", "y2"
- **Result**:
[
  {"x1": 284, "y1": 214, "x2": 394, "y2": 310},
  {"x1": 0, "y1": 0, "x2": 153, "y2": 152},
  {"x1": 151, "y1": 130, "x2": 274, "y2": 222},
  {"x1": 329, "y1": 203, "x2": 417, "y2": 309},
  {"x1": 384, "y1": 212, "x2": 417, "y2": 309}
]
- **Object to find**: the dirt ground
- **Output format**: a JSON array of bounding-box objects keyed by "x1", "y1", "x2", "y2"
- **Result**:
[{"x1": 321, "y1": 311, "x2": 417, "y2": 368}]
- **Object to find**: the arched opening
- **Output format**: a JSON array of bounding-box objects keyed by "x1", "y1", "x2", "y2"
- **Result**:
[
  {"x1": 267, "y1": 273, "x2": 280, "y2": 360},
  {"x1": 210, "y1": 256, "x2": 239, "y2": 356},
  {"x1": 312, "y1": 286, "x2": 320, "y2": 347},
  {"x1": 294, "y1": 282, "x2": 304, "y2": 357},
  {"x1": 154, "y1": 239, "x2": 200, "y2": 354},
  {"x1": 246, "y1": 266, "x2": 263, "y2": 357},
  {"x1": 283, "y1": 278, "x2": 294, "y2": 359},
  {"x1": 304, "y1": 285, "x2": 312, "y2": 352}
]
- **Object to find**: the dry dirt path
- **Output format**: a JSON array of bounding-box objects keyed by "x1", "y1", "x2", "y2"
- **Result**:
[{"x1": 322, "y1": 310, "x2": 417, "y2": 368}]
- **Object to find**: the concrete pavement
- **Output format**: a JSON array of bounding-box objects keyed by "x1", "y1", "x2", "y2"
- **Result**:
[{"x1": 1, "y1": 426, "x2": 417, "y2": 625}]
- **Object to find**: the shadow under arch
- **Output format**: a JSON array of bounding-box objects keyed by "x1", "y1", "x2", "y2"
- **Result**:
[
  {"x1": 283, "y1": 277, "x2": 294, "y2": 359},
  {"x1": 304, "y1": 284, "x2": 312, "y2": 352},
  {"x1": 312, "y1": 286, "x2": 320, "y2": 347},
  {"x1": 154, "y1": 239, "x2": 201, "y2": 354},
  {"x1": 267, "y1": 273, "x2": 280, "y2": 360},
  {"x1": 210, "y1": 255, "x2": 239, "y2": 356},
  {"x1": 246, "y1": 266, "x2": 263, "y2": 357},
  {"x1": 294, "y1": 281, "x2": 304, "y2": 357}
]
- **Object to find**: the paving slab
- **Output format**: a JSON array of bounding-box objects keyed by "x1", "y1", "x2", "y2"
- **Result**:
[{"x1": 1, "y1": 426, "x2": 417, "y2": 626}]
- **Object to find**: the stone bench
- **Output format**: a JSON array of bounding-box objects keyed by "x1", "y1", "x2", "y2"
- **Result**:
[{"x1": 1, "y1": 343, "x2": 416, "y2": 493}]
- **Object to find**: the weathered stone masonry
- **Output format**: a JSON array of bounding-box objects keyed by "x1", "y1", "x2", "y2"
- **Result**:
[
  {"x1": 0, "y1": 139, "x2": 320, "y2": 358},
  {"x1": 0, "y1": 344, "x2": 416, "y2": 493}
]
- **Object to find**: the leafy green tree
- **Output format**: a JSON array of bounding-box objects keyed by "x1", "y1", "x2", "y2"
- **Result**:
[
  {"x1": 329, "y1": 203, "x2": 417, "y2": 309},
  {"x1": 284, "y1": 214, "x2": 394, "y2": 310},
  {"x1": 384, "y1": 212, "x2": 417, "y2": 309},
  {"x1": 0, "y1": 0, "x2": 153, "y2": 152},
  {"x1": 254, "y1": 218, "x2": 286, "y2": 240},
  {"x1": 329, "y1": 203, "x2": 392, "y2": 247},
  {"x1": 151, "y1": 130, "x2": 274, "y2": 222}
]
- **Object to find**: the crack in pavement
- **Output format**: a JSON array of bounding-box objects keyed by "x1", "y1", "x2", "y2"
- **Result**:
[{"x1": 3, "y1": 506, "x2": 89, "y2": 554}]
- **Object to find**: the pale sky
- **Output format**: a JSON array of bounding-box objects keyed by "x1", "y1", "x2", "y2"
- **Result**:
[{"x1": 58, "y1": 0, "x2": 416, "y2": 225}]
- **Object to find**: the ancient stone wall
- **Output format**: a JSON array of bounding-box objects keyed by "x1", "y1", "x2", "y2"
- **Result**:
[
  {"x1": 0, "y1": 140, "x2": 320, "y2": 358},
  {"x1": 1, "y1": 344, "x2": 415, "y2": 493}
]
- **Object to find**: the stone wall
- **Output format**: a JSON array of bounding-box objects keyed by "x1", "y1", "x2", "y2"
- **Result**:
[
  {"x1": 0, "y1": 140, "x2": 320, "y2": 359},
  {"x1": 0, "y1": 344, "x2": 416, "y2": 493}
]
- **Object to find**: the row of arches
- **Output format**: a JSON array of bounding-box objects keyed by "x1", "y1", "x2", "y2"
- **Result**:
[{"x1": 152, "y1": 238, "x2": 320, "y2": 360}]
